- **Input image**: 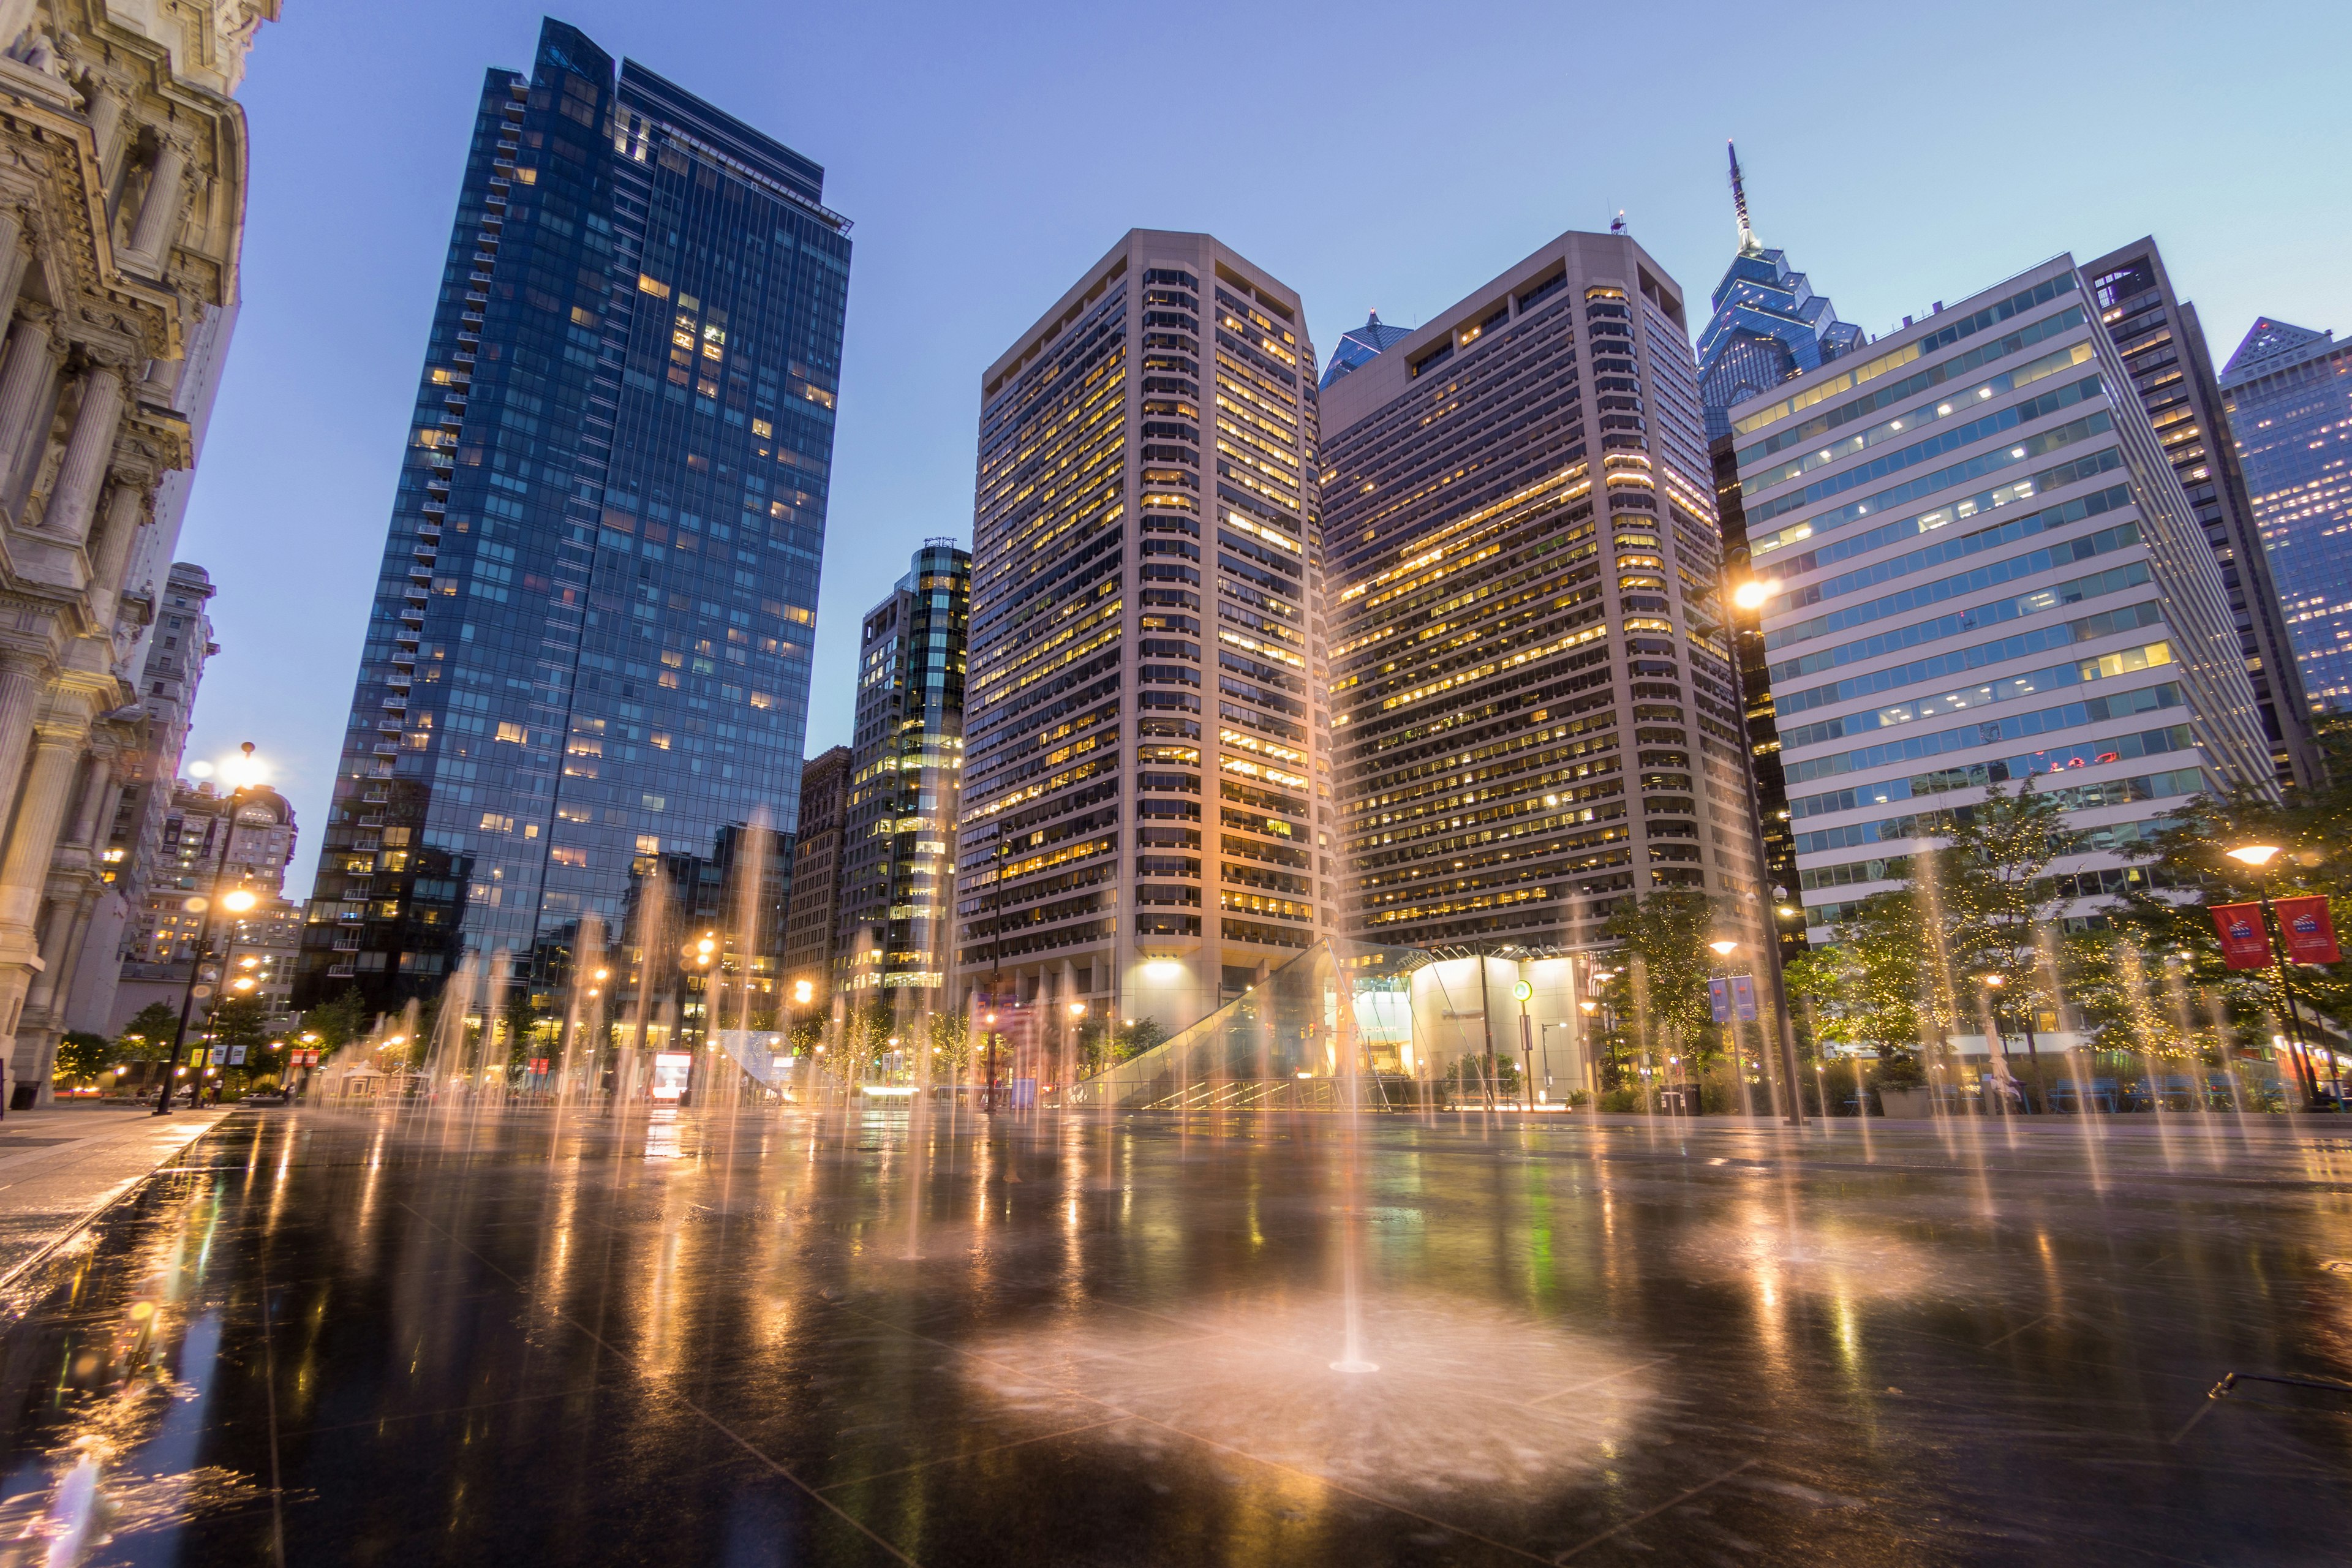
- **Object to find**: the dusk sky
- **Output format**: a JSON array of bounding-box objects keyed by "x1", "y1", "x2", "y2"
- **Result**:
[{"x1": 177, "y1": 0, "x2": 2352, "y2": 885}]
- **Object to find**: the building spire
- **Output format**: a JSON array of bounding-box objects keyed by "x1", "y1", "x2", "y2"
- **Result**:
[{"x1": 1728, "y1": 140, "x2": 1760, "y2": 255}]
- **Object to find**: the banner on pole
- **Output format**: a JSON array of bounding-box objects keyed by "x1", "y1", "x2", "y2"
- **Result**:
[
  {"x1": 2276, "y1": 895, "x2": 2343, "y2": 965},
  {"x1": 2211, "y1": 902, "x2": 2272, "y2": 970},
  {"x1": 1709, "y1": 976, "x2": 1760, "y2": 1023}
]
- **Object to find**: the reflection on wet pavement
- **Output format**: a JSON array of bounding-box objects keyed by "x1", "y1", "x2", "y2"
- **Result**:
[{"x1": 0, "y1": 1106, "x2": 2348, "y2": 1566}]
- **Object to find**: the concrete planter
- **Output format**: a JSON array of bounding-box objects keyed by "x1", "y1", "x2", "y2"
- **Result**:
[{"x1": 1877, "y1": 1086, "x2": 1934, "y2": 1118}]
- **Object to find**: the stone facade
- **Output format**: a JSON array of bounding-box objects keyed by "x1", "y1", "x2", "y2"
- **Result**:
[{"x1": 0, "y1": 1, "x2": 276, "y2": 1102}]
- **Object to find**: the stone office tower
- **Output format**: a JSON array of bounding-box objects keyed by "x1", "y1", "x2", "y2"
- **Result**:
[
  {"x1": 295, "y1": 19, "x2": 849, "y2": 1018},
  {"x1": 1322, "y1": 232, "x2": 1768, "y2": 952},
  {"x1": 957, "y1": 232, "x2": 1333, "y2": 1040}
]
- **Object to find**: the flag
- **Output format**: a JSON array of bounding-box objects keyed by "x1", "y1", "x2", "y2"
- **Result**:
[
  {"x1": 2211, "y1": 902, "x2": 2272, "y2": 970},
  {"x1": 2276, "y1": 895, "x2": 2342, "y2": 965},
  {"x1": 1707, "y1": 978, "x2": 1732, "y2": 1023},
  {"x1": 1728, "y1": 974, "x2": 1760, "y2": 1022}
]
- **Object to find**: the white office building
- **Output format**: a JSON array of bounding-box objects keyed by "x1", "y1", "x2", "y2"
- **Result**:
[{"x1": 1728, "y1": 255, "x2": 2272, "y2": 941}]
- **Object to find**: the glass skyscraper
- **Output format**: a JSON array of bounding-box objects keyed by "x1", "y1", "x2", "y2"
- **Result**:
[
  {"x1": 1695, "y1": 145, "x2": 1863, "y2": 441},
  {"x1": 295, "y1": 19, "x2": 849, "y2": 1016},
  {"x1": 2220, "y1": 318, "x2": 2352, "y2": 713},
  {"x1": 1735, "y1": 257, "x2": 2274, "y2": 940},
  {"x1": 839, "y1": 540, "x2": 970, "y2": 1012}
]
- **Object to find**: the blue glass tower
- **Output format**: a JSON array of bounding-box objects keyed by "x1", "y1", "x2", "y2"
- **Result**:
[
  {"x1": 1319, "y1": 309, "x2": 1413, "y2": 391},
  {"x1": 296, "y1": 18, "x2": 850, "y2": 1014},
  {"x1": 2221, "y1": 318, "x2": 2352, "y2": 712},
  {"x1": 1695, "y1": 144, "x2": 1862, "y2": 439}
]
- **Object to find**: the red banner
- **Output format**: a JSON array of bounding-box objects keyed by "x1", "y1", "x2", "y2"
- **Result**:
[
  {"x1": 2211, "y1": 902, "x2": 2273, "y2": 970},
  {"x1": 2277, "y1": 895, "x2": 2343, "y2": 965}
]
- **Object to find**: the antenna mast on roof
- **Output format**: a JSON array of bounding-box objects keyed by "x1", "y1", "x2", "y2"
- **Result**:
[{"x1": 1728, "y1": 140, "x2": 1759, "y2": 255}]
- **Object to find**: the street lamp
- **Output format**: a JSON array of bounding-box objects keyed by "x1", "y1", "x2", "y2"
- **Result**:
[
  {"x1": 1511, "y1": 979, "x2": 1536, "y2": 1113},
  {"x1": 2225, "y1": 842, "x2": 2331, "y2": 1107},
  {"x1": 155, "y1": 745, "x2": 263, "y2": 1115}
]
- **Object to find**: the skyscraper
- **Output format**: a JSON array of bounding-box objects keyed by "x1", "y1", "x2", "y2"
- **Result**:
[
  {"x1": 1733, "y1": 257, "x2": 2274, "y2": 941},
  {"x1": 2220, "y1": 318, "x2": 2352, "y2": 715},
  {"x1": 838, "y1": 540, "x2": 968, "y2": 1011},
  {"x1": 1695, "y1": 145, "x2": 1863, "y2": 442},
  {"x1": 295, "y1": 20, "x2": 849, "y2": 1018},
  {"x1": 63, "y1": 562, "x2": 220, "y2": 1036},
  {"x1": 1323, "y1": 231, "x2": 1770, "y2": 953},
  {"x1": 780, "y1": 745, "x2": 850, "y2": 1005},
  {"x1": 956, "y1": 232, "x2": 1332, "y2": 1041},
  {"x1": 2084, "y1": 241, "x2": 2316, "y2": 787},
  {"x1": 1320, "y1": 311, "x2": 1413, "y2": 392}
]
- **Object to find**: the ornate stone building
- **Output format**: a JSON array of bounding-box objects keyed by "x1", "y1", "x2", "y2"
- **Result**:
[{"x1": 0, "y1": 1, "x2": 276, "y2": 1101}]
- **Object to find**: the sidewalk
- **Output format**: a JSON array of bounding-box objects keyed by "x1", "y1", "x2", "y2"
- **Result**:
[{"x1": 0, "y1": 1105, "x2": 233, "y2": 1288}]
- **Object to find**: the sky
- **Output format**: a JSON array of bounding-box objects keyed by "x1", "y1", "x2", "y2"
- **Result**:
[{"x1": 176, "y1": 0, "x2": 2352, "y2": 889}]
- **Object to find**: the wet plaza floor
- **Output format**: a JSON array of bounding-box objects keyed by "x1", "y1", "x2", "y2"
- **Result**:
[{"x1": 0, "y1": 1104, "x2": 2348, "y2": 1566}]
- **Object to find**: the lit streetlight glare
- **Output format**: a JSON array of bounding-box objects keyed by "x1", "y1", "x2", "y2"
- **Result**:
[
  {"x1": 1732, "y1": 579, "x2": 1777, "y2": 611},
  {"x1": 1708, "y1": 940, "x2": 1739, "y2": 957},
  {"x1": 2226, "y1": 843, "x2": 2283, "y2": 867}
]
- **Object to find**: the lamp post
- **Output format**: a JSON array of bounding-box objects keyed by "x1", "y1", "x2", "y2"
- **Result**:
[
  {"x1": 156, "y1": 744, "x2": 263, "y2": 1115},
  {"x1": 1727, "y1": 577, "x2": 1809, "y2": 1128},
  {"x1": 2226, "y1": 843, "x2": 2333, "y2": 1109},
  {"x1": 1578, "y1": 998, "x2": 1600, "y2": 1104},
  {"x1": 1511, "y1": 979, "x2": 1536, "y2": 1112}
]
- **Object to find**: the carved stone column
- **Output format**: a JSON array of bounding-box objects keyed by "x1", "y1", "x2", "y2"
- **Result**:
[
  {"x1": 0, "y1": 209, "x2": 26, "y2": 327},
  {"x1": 42, "y1": 360, "x2": 126, "y2": 541},
  {"x1": 0, "y1": 652, "x2": 44, "y2": 832},
  {"x1": 0, "y1": 720, "x2": 90, "y2": 1052},
  {"x1": 85, "y1": 87, "x2": 126, "y2": 178},
  {"x1": 88, "y1": 479, "x2": 147, "y2": 620},
  {"x1": 0, "y1": 305, "x2": 56, "y2": 483},
  {"x1": 122, "y1": 138, "x2": 189, "y2": 271},
  {"x1": 63, "y1": 750, "x2": 110, "y2": 849},
  {"x1": 21, "y1": 894, "x2": 71, "y2": 1013}
]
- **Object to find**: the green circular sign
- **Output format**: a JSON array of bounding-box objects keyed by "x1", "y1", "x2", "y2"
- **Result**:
[{"x1": 1512, "y1": 981, "x2": 1532, "y2": 1002}]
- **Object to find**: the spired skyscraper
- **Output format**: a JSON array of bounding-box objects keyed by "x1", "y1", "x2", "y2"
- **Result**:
[
  {"x1": 296, "y1": 19, "x2": 850, "y2": 1016},
  {"x1": 1694, "y1": 145, "x2": 1863, "y2": 442}
]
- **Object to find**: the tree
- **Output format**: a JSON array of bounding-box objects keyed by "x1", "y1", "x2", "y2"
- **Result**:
[
  {"x1": 1784, "y1": 889, "x2": 1933, "y2": 1085},
  {"x1": 502, "y1": 987, "x2": 546, "y2": 1069},
  {"x1": 303, "y1": 988, "x2": 369, "y2": 1052},
  {"x1": 787, "y1": 1014, "x2": 826, "y2": 1057},
  {"x1": 118, "y1": 1001, "x2": 184, "y2": 1061},
  {"x1": 1596, "y1": 891, "x2": 1722, "y2": 1071},
  {"x1": 205, "y1": 995, "x2": 270, "y2": 1049},
  {"x1": 1077, "y1": 1016, "x2": 1166, "y2": 1076},
  {"x1": 927, "y1": 1009, "x2": 971, "y2": 1076},
  {"x1": 54, "y1": 1031, "x2": 121, "y2": 1087}
]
